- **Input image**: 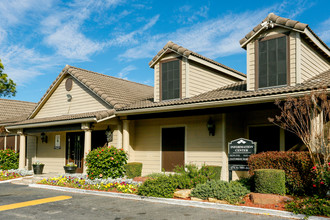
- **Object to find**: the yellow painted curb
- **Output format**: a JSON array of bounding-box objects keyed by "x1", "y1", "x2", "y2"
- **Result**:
[{"x1": 0, "y1": 196, "x2": 72, "y2": 211}]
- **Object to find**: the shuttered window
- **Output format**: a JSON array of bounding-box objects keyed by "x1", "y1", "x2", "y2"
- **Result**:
[
  {"x1": 161, "y1": 60, "x2": 180, "y2": 100},
  {"x1": 258, "y1": 36, "x2": 287, "y2": 88}
]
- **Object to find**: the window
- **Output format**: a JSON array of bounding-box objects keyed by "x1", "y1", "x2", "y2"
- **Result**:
[
  {"x1": 258, "y1": 35, "x2": 288, "y2": 88},
  {"x1": 249, "y1": 126, "x2": 280, "y2": 153},
  {"x1": 161, "y1": 60, "x2": 180, "y2": 100}
]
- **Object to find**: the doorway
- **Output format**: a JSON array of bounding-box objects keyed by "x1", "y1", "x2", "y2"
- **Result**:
[
  {"x1": 161, "y1": 127, "x2": 185, "y2": 171},
  {"x1": 66, "y1": 132, "x2": 84, "y2": 173}
]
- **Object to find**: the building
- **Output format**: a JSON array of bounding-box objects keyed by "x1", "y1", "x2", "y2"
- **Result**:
[{"x1": 4, "y1": 13, "x2": 330, "y2": 180}]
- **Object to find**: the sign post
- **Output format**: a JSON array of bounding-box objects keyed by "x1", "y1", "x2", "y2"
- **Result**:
[{"x1": 228, "y1": 138, "x2": 256, "y2": 181}]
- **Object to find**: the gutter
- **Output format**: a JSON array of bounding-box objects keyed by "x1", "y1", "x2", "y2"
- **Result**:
[
  {"x1": 96, "y1": 115, "x2": 116, "y2": 123},
  {"x1": 6, "y1": 118, "x2": 97, "y2": 130},
  {"x1": 116, "y1": 89, "x2": 326, "y2": 116}
]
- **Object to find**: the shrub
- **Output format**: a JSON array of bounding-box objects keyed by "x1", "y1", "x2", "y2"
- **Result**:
[
  {"x1": 137, "y1": 175, "x2": 178, "y2": 198},
  {"x1": 248, "y1": 151, "x2": 313, "y2": 195},
  {"x1": 146, "y1": 172, "x2": 167, "y2": 179},
  {"x1": 85, "y1": 146, "x2": 127, "y2": 179},
  {"x1": 200, "y1": 165, "x2": 222, "y2": 181},
  {"x1": 285, "y1": 197, "x2": 330, "y2": 217},
  {"x1": 0, "y1": 149, "x2": 19, "y2": 170},
  {"x1": 236, "y1": 176, "x2": 254, "y2": 192},
  {"x1": 124, "y1": 162, "x2": 143, "y2": 179},
  {"x1": 191, "y1": 180, "x2": 250, "y2": 204},
  {"x1": 254, "y1": 169, "x2": 285, "y2": 195},
  {"x1": 311, "y1": 163, "x2": 330, "y2": 197}
]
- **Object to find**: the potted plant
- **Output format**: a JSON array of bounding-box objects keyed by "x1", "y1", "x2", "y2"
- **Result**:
[
  {"x1": 64, "y1": 162, "x2": 77, "y2": 174},
  {"x1": 32, "y1": 161, "x2": 44, "y2": 175}
]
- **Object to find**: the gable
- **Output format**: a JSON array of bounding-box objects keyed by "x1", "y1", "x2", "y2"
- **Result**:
[{"x1": 34, "y1": 75, "x2": 110, "y2": 119}]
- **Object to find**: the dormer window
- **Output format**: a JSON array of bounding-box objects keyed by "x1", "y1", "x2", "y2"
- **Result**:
[
  {"x1": 160, "y1": 59, "x2": 181, "y2": 100},
  {"x1": 257, "y1": 34, "x2": 289, "y2": 88}
]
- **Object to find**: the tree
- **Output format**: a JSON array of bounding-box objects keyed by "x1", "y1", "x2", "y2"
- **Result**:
[
  {"x1": 268, "y1": 88, "x2": 330, "y2": 194},
  {"x1": 0, "y1": 59, "x2": 16, "y2": 97}
]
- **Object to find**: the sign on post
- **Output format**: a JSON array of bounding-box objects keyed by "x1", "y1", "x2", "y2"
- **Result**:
[{"x1": 228, "y1": 138, "x2": 256, "y2": 181}]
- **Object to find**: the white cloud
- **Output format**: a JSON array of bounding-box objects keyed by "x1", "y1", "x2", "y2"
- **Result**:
[
  {"x1": 176, "y1": 5, "x2": 209, "y2": 24},
  {"x1": 317, "y1": 17, "x2": 330, "y2": 43},
  {"x1": 117, "y1": 65, "x2": 136, "y2": 79}
]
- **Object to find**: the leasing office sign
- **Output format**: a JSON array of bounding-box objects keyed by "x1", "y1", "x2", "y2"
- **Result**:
[{"x1": 228, "y1": 138, "x2": 256, "y2": 171}]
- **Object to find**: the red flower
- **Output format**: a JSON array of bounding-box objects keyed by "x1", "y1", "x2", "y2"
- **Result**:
[
  {"x1": 97, "y1": 155, "x2": 100, "y2": 157},
  {"x1": 328, "y1": 162, "x2": 330, "y2": 166},
  {"x1": 313, "y1": 184, "x2": 316, "y2": 187},
  {"x1": 102, "y1": 149, "x2": 104, "y2": 151},
  {"x1": 312, "y1": 166, "x2": 316, "y2": 170},
  {"x1": 320, "y1": 181, "x2": 324, "y2": 185},
  {"x1": 111, "y1": 157, "x2": 114, "y2": 160},
  {"x1": 121, "y1": 148, "x2": 123, "y2": 151}
]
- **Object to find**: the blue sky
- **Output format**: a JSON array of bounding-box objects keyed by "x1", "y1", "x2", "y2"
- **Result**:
[{"x1": 0, "y1": 0, "x2": 329, "y2": 103}]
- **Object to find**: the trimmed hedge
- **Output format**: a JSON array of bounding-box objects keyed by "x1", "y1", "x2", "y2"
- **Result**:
[
  {"x1": 254, "y1": 169, "x2": 285, "y2": 195},
  {"x1": 0, "y1": 149, "x2": 19, "y2": 170},
  {"x1": 248, "y1": 151, "x2": 313, "y2": 195},
  {"x1": 124, "y1": 162, "x2": 143, "y2": 178},
  {"x1": 137, "y1": 175, "x2": 178, "y2": 198}
]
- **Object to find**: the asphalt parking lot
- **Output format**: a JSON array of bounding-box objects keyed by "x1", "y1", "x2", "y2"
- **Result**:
[{"x1": 0, "y1": 183, "x2": 288, "y2": 220}]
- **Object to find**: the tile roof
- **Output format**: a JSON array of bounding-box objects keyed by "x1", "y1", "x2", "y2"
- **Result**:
[
  {"x1": 29, "y1": 65, "x2": 154, "y2": 118},
  {"x1": 0, "y1": 99, "x2": 36, "y2": 124},
  {"x1": 239, "y1": 13, "x2": 330, "y2": 54},
  {"x1": 149, "y1": 41, "x2": 246, "y2": 77},
  {"x1": 119, "y1": 69, "x2": 330, "y2": 111},
  {"x1": 9, "y1": 109, "x2": 115, "y2": 126}
]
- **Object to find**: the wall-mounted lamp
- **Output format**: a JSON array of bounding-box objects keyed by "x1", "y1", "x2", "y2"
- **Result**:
[
  {"x1": 41, "y1": 132, "x2": 48, "y2": 143},
  {"x1": 207, "y1": 117, "x2": 216, "y2": 136},
  {"x1": 105, "y1": 126, "x2": 113, "y2": 142},
  {"x1": 67, "y1": 94, "x2": 72, "y2": 102}
]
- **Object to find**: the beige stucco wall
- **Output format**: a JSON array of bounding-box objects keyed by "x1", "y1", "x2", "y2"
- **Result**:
[
  {"x1": 300, "y1": 38, "x2": 330, "y2": 82},
  {"x1": 131, "y1": 114, "x2": 225, "y2": 177},
  {"x1": 35, "y1": 132, "x2": 66, "y2": 173},
  {"x1": 35, "y1": 76, "x2": 110, "y2": 119}
]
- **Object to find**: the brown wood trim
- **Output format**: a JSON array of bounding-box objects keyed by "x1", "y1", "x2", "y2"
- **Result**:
[
  {"x1": 287, "y1": 34, "x2": 291, "y2": 86},
  {"x1": 159, "y1": 57, "x2": 182, "y2": 101},
  {"x1": 259, "y1": 32, "x2": 288, "y2": 42},
  {"x1": 255, "y1": 33, "x2": 291, "y2": 89},
  {"x1": 255, "y1": 40, "x2": 259, "y2": 89}
]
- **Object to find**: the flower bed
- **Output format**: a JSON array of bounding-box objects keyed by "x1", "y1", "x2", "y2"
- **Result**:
[
  {"x1": 0, "y1": 170, "x2": 22, "y2": 180},
  {"x1": 38, "y1": 175, "x2": 141, "y2": 194}
]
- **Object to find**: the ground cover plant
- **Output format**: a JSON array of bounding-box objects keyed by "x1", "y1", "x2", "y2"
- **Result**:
[
  {"x1": 85, "y1": 146, "x2": 127, "y2": 180},
  {"x1": 0, "y1": 149, "x2": 19, "y2": 170},
  {"x1": 285, "y1": 197, "x2": 330, "y2": 217},
  {"x1": 190, "y1": 180, "x2": 250, "y2": 204},
  {"x1": 0, "y1": 170, "x2": 22, "y2": 181},
  {"x1": 39, "y1": 175, "x2": 140, "y2": 194}
]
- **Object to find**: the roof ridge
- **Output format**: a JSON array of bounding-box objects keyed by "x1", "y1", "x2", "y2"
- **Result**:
[
  {"x1": 149, "y1": 41, "x2": 246, "y2": 77},
  {"x1": 68, "y1": 65, "x2": 153, "y2": 88}
]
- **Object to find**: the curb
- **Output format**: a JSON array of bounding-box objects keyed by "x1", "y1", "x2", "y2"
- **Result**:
[
  {"x1": 28, "y1": 184, "x2": 327, "y2": 220},
  {"x1": 0, "y1": 177, "x2": 24, "y2": 184}
]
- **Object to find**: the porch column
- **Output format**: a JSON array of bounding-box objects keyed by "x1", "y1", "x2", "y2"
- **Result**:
[
  {"x1": 18, "y1": 131, "x2": 26, "y2": 169},
  {"x1": 123, "y1": 120, "x2": 130, "y2": 159},
  {"x1": 117, "y1": 122, "x2": 123, "y2": 149},
  {"x1": 82, "y1": 123, "x2": 92, "y2": 174}
]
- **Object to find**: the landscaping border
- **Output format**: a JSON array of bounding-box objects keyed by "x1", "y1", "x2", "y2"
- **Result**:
[
  {"x1": 29, "y1": 184, "x2": 327, "y2": 220},
  {"x1": 0, "y1": 177, "x2": 23, "y2": 184}
]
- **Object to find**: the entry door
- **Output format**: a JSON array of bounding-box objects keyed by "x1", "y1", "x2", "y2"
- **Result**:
[
  {"x1": 162, "y1": 127, "x2": 185, "y2": 171},
  {"x1": 66, "y1": 132, "x2": 85, "y2": 173}
]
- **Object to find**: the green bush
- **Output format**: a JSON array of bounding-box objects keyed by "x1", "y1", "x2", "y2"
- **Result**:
[
  {"x1": 124, "y1": 162, "x2": 142, "y2": 179},
  {"x1": 200, "y1": 165, "x2": 222, "y2": 180},
  {"x1": 0, "y1": 149, "x2": 19, "y2": 170},
  {"x1": 137, "y1": 175, "x2": 178, "y2": 198},
  {"x1": 254, "y1": 169, "x2": 285, "y2": 195},
  {"x1": 285, "y1": 197, "x2": 330, "y2": 217},
  {"x1": 172, "y1": 164, "x2": 221, "y2": 189},
  {"x1": 236, "y1": 176, "x2": 254, "y2": 192},
  {"x1": 85, "y1": 146, "x2": 127, "y2": 179},
  {"x1": 191, "y1": 180, "x2": 250, "y2": 204},
  {"x1": 248, "y1": 151, "x2": 313, "y2": 195},
  {"x1": 146, "y1": 172, "x2": 167, "y2": 179}
]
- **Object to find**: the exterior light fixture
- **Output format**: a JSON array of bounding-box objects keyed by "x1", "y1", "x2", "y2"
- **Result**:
[
  {"x1": 207, "y1": 118, "x2": 216, "y2": 136},
  {"x1": 67, "y1": 94, "x2": 72, "y2": 102},
  {"x1": 40, "y1": 132, "x2": 48, "y2": 143},
  {"x1": 105, "y1": 126, "x2": 113, "y2": 142}
]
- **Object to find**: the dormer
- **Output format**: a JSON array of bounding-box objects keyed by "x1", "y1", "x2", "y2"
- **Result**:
[
  {"x1": 240, "y1": 13, "x2": 330, "y2": 91},
  {"x1": 149, "y1": 41, "x2": 246, "y2": 102}
]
